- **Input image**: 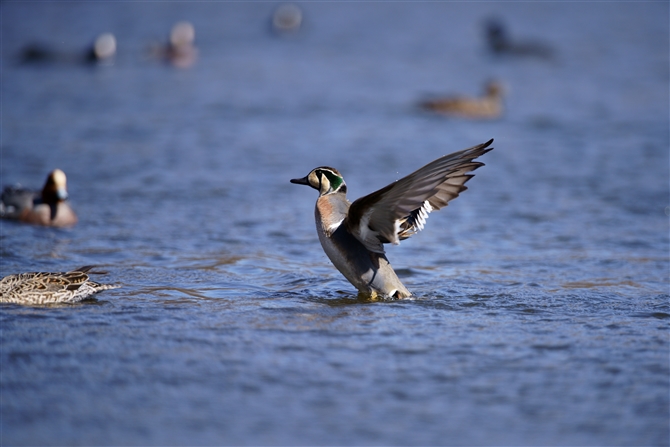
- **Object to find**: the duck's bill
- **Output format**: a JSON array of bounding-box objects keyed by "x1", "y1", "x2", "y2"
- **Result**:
[
  {"x1": 56, "y1": 188, "x2": 69, "y2": 201},
  {"x1": 290, "y1": 176, "x2": 309, "y2": 185}
]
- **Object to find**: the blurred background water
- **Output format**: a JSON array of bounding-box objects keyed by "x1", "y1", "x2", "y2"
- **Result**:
[{"x1": 1, "y1": 2, "x2": 668, "y2": 445}]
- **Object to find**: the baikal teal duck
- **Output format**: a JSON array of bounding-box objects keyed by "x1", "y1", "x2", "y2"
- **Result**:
[{"x1": 291, "y1": 139, "x2": 494, "y2": 299}]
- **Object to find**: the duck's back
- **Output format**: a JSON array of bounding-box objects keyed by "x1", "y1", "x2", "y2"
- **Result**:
[
  {"x1": 0, "y1": 186, "x2": 36, "y2": 219},
  {"x1": 0, "y1": 185, "x2": 77, "y2": 227}
]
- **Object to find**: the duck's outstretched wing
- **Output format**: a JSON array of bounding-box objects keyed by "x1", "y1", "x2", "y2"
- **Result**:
[{"x1": 345, "y1": 139, "x2": 494, "y2": 253}]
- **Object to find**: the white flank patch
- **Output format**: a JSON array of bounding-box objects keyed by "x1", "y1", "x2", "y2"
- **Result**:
[
  {"x1": 327, "y1": 218, "x2": 344, "y2": 234},
  {"x1": 391, "y1": 220, "x2": 401, "y2": 244}
]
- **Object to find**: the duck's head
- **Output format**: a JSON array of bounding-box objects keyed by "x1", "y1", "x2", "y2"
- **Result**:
[
  {"x1": 485, "y1": 19, "x2": 508, "y2": 52},
  {"x1": 272, "y1": 3, "x2": 303, "y2": 34},
  {"x1": 42, "y1": 169, "x2": 69, "y2": 203},
  {"x1": 170, "y1": 21, "x2": 196, "y2": 48},
  {"x1": 93, "y1": 33, "x2": 116, "y2": 61},
  {"x1": 485, "y1": 80, "x2": 505, "y2": 98},
  {"x1": 291, "y1": 167, "x2": 347, "y2": 196}
]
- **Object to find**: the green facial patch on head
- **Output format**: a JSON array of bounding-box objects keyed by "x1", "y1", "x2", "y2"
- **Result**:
[{"x1": 320, "y1": 169, "x2": 344, "y2": 192}]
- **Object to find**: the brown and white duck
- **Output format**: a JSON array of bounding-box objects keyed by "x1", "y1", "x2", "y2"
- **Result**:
[
  {"x1": 1, "y1": 266, "x2": 118, "y2": 305},
  {"x1": 419, "y1": 81, "x2": 505, "y2": 119}
]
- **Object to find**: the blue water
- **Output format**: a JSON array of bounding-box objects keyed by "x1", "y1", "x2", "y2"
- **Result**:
[{"x1": 1, "y1": 2, "x2": 668, "y2": 445}]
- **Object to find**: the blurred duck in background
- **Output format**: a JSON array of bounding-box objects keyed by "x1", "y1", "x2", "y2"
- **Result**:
[
  {"x1": 0, "y1": 169, "x2": 78, "y2": 227},
  {"x1": 0, "y1": 266, "x2": 119, "y2": 305},
  {"x1": 19, "y1": 33, "x2": 116, "y2": 65},
  {"x1": 271, "y1": 3, "x2": 303, "y2": 35},
  {"x1": 149, "y1": 21, "x2": 198, "y2": 68},
  {"x1": 484, "y1": 18, "x2": 554, "y2": 59},
  {"x1": 418, "y1": 80, "x2": 505, "y2": 119}
]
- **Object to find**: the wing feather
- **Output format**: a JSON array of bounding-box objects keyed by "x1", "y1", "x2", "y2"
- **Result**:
[{"x1": 346, "y1": 139, "x2": 493, "y2": 252}]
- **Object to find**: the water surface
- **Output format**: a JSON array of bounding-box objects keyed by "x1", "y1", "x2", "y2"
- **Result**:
[{"x1": 1, "y1": 2, "x2": 668, "y2": 445}]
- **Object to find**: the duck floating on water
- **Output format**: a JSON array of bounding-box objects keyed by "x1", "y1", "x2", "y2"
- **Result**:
[
  {"x1": 1, "y1": 266, "x2": 119, "y2": 305},
  {"x1": 1, "y1": 169, "x2": 78, "y2": 227},
  {"x1": 485, "y1": 19, "x2": 554, "y2": 59},
  {"x1": 19, "y1": 33, "x2": 116, "y2": 66},
  {"x1": 419, "y1": 81, "x2": 504, "y2": 119},
  {"x1": 149, "y1": 22, "x2": 198, "y2": 68}
]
